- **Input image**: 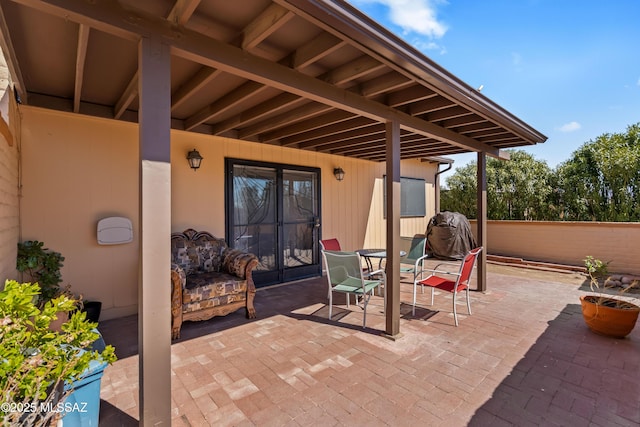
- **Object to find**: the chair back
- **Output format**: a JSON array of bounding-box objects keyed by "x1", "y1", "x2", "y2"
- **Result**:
[
  {"x1": 458, "y1": 247, "x2": 483, "y2": 286},
  {"x1": 322, "y1": 251, "x2": 364, "y2": 286},
  {"x1": 401, "y1": 235, "x2": 426, "y2": 263},
  {"x1": 320, "y1": 238, "x2": 341, "y2": 251}
]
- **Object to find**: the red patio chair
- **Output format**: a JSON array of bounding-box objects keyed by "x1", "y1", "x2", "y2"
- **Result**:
[
  {"x1": 412, "y1": 247, "x2": 483, "y2": 326},
  {"x1": 320, "y1": 238, "x2": 341, "y2": 251}
]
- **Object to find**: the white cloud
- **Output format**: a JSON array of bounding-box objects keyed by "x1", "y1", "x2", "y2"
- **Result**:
[
  {"x1": 557, "y1": 121, "x2": 581, "y2": 132},
  {"x1": 354, "y1": 0, "x2": 449, "y2": 39}
]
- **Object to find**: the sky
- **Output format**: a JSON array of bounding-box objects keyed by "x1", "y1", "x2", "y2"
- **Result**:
[{"x1": 346, "y1": 0, "x2": 640, "y2": 182}]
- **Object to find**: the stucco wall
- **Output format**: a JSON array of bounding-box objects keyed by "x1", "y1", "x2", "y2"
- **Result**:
[
  {"x1": 19, "y1": 106, "x2": 437, "y2": 320},
  {"x1": 470, "y1": 220, "x2": 640, "y2": 275}
]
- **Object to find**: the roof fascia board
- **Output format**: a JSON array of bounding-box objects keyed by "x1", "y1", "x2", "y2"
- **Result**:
[
  {"x1": 277, "y1": 0, "x2": 547, "y2": 144},
  {"x1": 11, "y1": 0, "x2": 500, "y2": 156}
]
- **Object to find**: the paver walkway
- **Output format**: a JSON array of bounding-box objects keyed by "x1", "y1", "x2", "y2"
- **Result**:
[{"x1": 97, "y1": 264, "x2": 640, "y2": 426}]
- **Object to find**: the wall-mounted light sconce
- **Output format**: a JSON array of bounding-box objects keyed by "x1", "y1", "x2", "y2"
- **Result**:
[
  {"x1": 333, "y1": 167, "x2": 345, "y2": 181},
  {"x1": 187, "y1": 149, "x2": 203, "y2": 171}
]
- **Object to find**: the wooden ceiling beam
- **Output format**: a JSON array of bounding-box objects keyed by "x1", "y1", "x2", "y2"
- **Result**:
[
  {"x1": 242, "y1": 3, "x2": 294, "y2": 50},
  {"x1": 239, "y1": 102, "x2": 332, "y2": 139},
  {"x1": 264, "y1": 109, "x2": 356, "y2": 144},
  {"x1": 386, "y1": 85, "x2": 437, "y2": 107},
  {"x1": 171, "y1": 67, "x2": 222, "y2": 111},
  {"x1": 184, "y1": 80, "x2": 267, "y2": 130},
  {"x1": 409, "y1": 97, "x2": 456, "y2": 116},
  {"x1": 281, "y1": 115, "x2": 374, "y2": 146},
  {"x1": 114, "y1": 70, "x2": 138, "y2": 119},
  {"x1": 23, "y1": 0, "x2": 503, "y2": 156},
  {"x1": 360, "y1": 72, "x2": 412, "y2": 97},
  {"x1": 426, "y1": 106, "x2": 474, "y2": 122},
  {"x1": 324, "y1": 55, "x2": 385, "y2": 86},
  {"x1": 291, "y1": 32, "x2": 346, "y2": 69},
  {"x1": 167, "y1": 0, "x2": 201, "y2": 25},
  {"x1": 210, "y1": 92, "x2": 304, "y2": 135},
  {"x1": 297, "y1": 122, "x2": 384, "y2": 149},
  {"x1": 114, "y1": 0, "x2": 202, "y2": 119},
  {"x1": 73, "y1": 24, "x2": 90, "y2": 113}
]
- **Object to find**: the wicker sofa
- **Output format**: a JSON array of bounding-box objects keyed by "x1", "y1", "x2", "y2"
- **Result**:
[{"x1": 170, "y1": 229, "x2": 259, "y2": 339}]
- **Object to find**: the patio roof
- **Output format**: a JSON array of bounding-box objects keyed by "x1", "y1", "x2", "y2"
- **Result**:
[{"x1": 0, "y1": 0, "x2": 546, "y2": 161}]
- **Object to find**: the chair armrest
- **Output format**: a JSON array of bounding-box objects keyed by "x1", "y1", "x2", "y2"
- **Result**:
[
  {"x1": 171, "y1": 263, "x2": 186, "y2": 289},
  {"x1": 222, "y1": 248, "x2": 260, "y2": 279},
  {"x1": 368, "y1": 269, "x2": 386, "y2": 282}
]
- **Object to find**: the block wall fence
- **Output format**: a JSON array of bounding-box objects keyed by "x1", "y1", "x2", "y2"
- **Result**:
[{"x1": 469, "y1": 220, "x2": 640, "y2": 275}]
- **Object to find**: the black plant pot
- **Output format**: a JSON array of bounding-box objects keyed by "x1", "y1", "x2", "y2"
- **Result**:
[{"x1": 83, "y1": 301, "x2": 102, "y2": 323}]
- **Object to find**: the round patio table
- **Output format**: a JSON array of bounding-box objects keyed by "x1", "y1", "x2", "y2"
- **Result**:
[{"x1": 356, "y1": 248, "x2": 407, "y2": 271}]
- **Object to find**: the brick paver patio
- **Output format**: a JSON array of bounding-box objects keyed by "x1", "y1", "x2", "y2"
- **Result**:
[{"x1": 97, "y1": 263, "x2": 640, "y2": 426}]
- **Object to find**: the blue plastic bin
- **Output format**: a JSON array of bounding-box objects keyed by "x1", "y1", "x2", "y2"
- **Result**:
[{"x1": 61, "y1": 331, "x2": 108, "y2": 427}]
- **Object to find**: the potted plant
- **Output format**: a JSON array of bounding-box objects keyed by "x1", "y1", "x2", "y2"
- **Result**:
[
  {"x1": 581, "y1": 256, "x2": 639, "y2": 338},
  {"x1": 16, "y1": 240, "x2": 66, "y2": 304},
  {"x1": 16, "y1": 240, "x2": 103, "y2": 324},
  {"x1": 0, "y1": 280, "x2": 116, "y2": 426}
]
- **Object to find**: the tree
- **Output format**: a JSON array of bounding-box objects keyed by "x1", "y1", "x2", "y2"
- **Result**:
[
  {"x1": 555, "y1": 123, "x2": 640, "y2": 221},
  {"x1": 441, "y1": 150, "x2": 554, "y2": 220}
]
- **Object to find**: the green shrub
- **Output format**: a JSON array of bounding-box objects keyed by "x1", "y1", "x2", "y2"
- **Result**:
[{"x1": 0, "y1": 280, "x2": 116, "y2": 426}]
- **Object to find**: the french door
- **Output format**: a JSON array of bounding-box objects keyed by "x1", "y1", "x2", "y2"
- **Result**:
[{"x1": 225, "y1": 159, "x2": 322, "y2": 287}]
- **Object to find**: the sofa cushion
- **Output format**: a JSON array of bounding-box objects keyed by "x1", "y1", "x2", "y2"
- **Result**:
[
  {"x1": 171, "y1": 240, "x2": 200, "y2": 276},
  {"x1": 183, "y1": 271, "x2": 247, "y2": 296}
]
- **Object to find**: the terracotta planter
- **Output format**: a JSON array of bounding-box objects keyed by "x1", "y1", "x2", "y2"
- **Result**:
[{"x1": 580, "y1": 295, "x2": 640, "y2": 338}]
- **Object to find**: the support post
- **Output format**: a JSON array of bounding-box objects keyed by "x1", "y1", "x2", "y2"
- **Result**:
[
  {"x1": 476, "y1": 152, "x2": 487, "y2": 292},
  {"x1": 138, "y1": 36, "x2": 172, "y2": 426},
  {"x1": 384, "y1": 120, "x2": 402, "y2": 339}
]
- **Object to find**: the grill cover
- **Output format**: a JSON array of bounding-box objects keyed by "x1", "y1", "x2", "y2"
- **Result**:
[{"x1": 426, "y1": 211, "x2": 477, "y2": 260}]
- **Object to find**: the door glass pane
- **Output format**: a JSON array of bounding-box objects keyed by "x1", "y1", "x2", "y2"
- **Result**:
[
  {"x1": 282, "y1": 170, "x2": 317, "y2": 268},
  {"x1": 232, "y1": 165, "x2": 277, "y2": 271},
  {"x1": 283, "y1": 223, "x2": 314, "y2": 267},
  {"x1": 283, "y1": 170, "x2": 317, "y2": 221}
]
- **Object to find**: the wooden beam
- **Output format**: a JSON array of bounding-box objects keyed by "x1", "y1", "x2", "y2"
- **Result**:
[
  {"x1": 296, "y1": 120, "x2": 381, "y2": 149},
  {"x1": 184, "y1": 81, "x2": 267, "y2": 130},
  {"x1": 266, "y1": 110, "x2": 357, "y2": 145},
  {"x1": 119, "y1": 0, "x2": 203, "y2": 118},
  {"x1": 242, "y1": 3, "x2": 294, "y2": 50},
  {"x1": 209, "y1": 92, "x2": 303, "y2": 135},
  {"x1": 291, "y1": 32, "x2": 345, "y2": 70},
  {"x1": 325, "y1": 55, "x2": 385, "y2": 85},
  {"x1": 18, "y1": 0, "x2": 503, "y2": 156},
  {"x1": 171, "y1": 67, "x2": 222, "y2": 111},
  {"x1": 167, "y1": 0, "x2": 201, "y2": 25},
  {"x1": 360, "y1": 72, "x2": 412, "y2": 97},
  {"x1": 73, "y1": 24, "x2": 90, "y2": 113},
  {"x1": 239, "y1": 102, "x2": 332, "y2": 139},
  {"x1": 114, "y1": 70, "x2": 138, "y2": 119}
]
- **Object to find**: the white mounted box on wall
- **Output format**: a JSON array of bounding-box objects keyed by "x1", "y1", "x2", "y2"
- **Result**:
[{"x1": 97, "y1": 217, "x2": 133, "y2": 245}]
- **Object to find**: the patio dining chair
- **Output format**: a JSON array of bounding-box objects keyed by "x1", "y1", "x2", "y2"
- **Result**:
[
  {"x1": 321, "y1": 250, "x2": 386, "y2": 328},
  {"x1": 412, "y1": 247, "x2": 483, "y2": 326},
  {"x1": 400, "y1": 235, "x2": 427, "y2": 282},
  {"x1": 320, "y1": 238, "x2": 341, "y2": 251}
]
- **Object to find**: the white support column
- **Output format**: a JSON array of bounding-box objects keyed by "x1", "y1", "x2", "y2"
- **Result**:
[
  {"x1": 138, "y1": 36, "x2": 172, "y2": 426},
  {"x1": 476, "y1": 152, "x2": 487, "y2": 292},
  {"x1": 384, "y1": 120, "x2": 402, "y2": 339}
]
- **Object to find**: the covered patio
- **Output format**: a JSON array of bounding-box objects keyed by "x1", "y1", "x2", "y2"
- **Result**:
[
  {"x1": 0, "y1": 0, "x2": 550, "y2": 424},
  {"x1": 98, "y1": 263, "x2": 640, "y2": 426}
]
